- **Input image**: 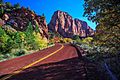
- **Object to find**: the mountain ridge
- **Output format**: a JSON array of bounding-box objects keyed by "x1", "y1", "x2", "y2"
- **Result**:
[{"x1": 48, "y1": 10, "x2": 94, "y2": 38}]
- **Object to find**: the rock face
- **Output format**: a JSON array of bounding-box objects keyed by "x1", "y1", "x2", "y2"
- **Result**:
[
  {"x1": 1, "y1": 7, "x2": 48, "y2": 38},
  {"x1": 48, "y1": 10, "x2": 94, "y2": 38},
  {"x1": 0, "y1": 18, "x2": 5, "y2": 26}
]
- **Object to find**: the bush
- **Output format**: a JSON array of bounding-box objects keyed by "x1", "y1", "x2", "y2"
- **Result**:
[
  {"x1": 0, "y1": 22, "x2": 48, "y2": 61},
  {"x1": 60, "y1": 38, "x2": 73, "y2": 43},
  {"x1": 0, "y1": 54, "x2": 4, "y2": 61},
  {"x1": 13, "y1": 32, "x2": 26, "y2": 49},
  {"x1": 33, "y1": 32, "x2": 48, "y2": 50},
  {"x1": 82, "y1": 37, "x2": 93, "y2": 44},
  {"x1": 48, "y1": 42, "x2": 54, "y2": 46},
  {"x1": 24, "y1": 22, "x2": 48, "y2": 50},
  {"x1": 73, "y1": 35, "x2": 80, "y2": 40},
  {"x1": 0, "y1": 27, "x2": 14, "y2": 54},
  {"x1": 14, "y1": 49, "x2": 26, "y2": 56}
]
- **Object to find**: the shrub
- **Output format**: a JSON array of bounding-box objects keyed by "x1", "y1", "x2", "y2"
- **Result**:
[
  {"x1": 14, "y1": 49, "x2": 25, "y2": 56},
  {"x1": 73, "y1": 35, "x2": 80, "y2": 40},
  {"x1": 0, "y1": 27, "x2": 14, "y2": 54},
  {"x1": 82, "y1": 37, "x2": 93, "y2": 44},
  {"x1": 60, "y1": 38, "x2": 73, "y2": 43},
  {"x1": 13, "y1": 32, "x2": 26, "y2": 49},
  {"x1": 48, "y1": 42, "x2": 54, "y2": 46},
  {"x1": 33, "y1": 32, "x2": 48, "y2": 50},
  {"x1": 0, "y1": 54, "x2": 4, "y2": 61},
  {"x1": 0, "y1": 21, "x2": 49, "y2": 61}
]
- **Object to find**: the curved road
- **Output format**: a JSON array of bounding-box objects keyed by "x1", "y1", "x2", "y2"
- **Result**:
[{"x1": 0, "y1": 43, "x2": 107, "y2": 80}]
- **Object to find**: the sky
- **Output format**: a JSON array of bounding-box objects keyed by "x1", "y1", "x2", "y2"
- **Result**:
[{"x1": 4, "y1": 0, "x2": 96, "y2": 30}]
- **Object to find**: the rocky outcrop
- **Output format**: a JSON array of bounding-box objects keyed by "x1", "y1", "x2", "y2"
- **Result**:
[
  {"x1": 0, "y1": 18, "x2": 5, "y2": 26},
  {"x1": 1, "y1": 7, "x2": 48, "y2": 38},
  {"x1": 48, "y1": 10, "x2": 94, "y2": 38}
]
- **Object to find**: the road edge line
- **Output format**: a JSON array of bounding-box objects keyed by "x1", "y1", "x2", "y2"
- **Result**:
[{"x1": 1, "y1": 44, "x2": 64, "y2": 80}]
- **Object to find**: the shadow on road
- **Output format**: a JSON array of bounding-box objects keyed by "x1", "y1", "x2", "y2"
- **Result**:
[{"x1": 5, "y1": 57, "x2": 107, "y2": 80}]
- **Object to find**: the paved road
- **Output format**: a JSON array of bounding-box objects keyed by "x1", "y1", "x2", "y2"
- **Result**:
[{"x1": 0, "y1": 44, "x2": 107, "y2": 80}]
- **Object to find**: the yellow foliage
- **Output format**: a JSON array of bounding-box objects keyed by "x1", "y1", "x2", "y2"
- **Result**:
[
  {"x1": 82, "y1": 37, "x2": 93, "y2": 44},
  {"x1": 60, "y1": 38, "x2": 73, "y2": 43},
  {"x1": 33, "y1": 32, "x2": 48, "y2": 49}
]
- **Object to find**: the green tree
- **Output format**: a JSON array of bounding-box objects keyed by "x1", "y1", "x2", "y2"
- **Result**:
[
  {"x1": 73, "y1": 35, "x2": 80, "y2": 40},
  {"x1": 0, "y1": 27, "x2": 14, "y2": 54},
  {"x1": 35, "y1": 23, "x2": 40, "y2": 33},
  {"x1": 26, "y1": 22, "x2": 34, "y2": 33},
  {"x1": 83, "y1": 0, "x2": 120, "y2": 52},
  {"x1": 14, "y1": 3, "x2": 20, "y2": 9},
  {"x1": 0, "y1": 0, "x2": 3, "y2": 4},
  {"x1": 40, "y1": 13, "x2": 45, "y2": 22},
  {"x1": 0, "y1": 0, "x2": 4, "y2": 16},
  {"x1": 5, "y1": 2, "x2": 12, "y2": 8},
  {"x1": 24, "y1": 22, "x2": 48, "y2": 50},
  {"x1": 24, "y1": 22, "x2": 35, "y2": 50},
  {"x1": 0, "y1": 7, "x2": 4, "y2": 16},
  {"x1": 14, "y1": 32, "x2": 25, "y2": 49}
]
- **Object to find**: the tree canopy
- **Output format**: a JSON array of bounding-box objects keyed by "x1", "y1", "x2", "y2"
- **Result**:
[
  {"x1": 83, "y1": 0, "x2": 120, "y2": 25},
  {"x1": 83, "y1": 0, "x2": 120, "y2": 52}
]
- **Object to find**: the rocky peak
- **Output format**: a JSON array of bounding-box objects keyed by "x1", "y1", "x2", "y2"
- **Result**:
[{"x1": 48, "y1": 10, "x2": 94, "y2": 38}]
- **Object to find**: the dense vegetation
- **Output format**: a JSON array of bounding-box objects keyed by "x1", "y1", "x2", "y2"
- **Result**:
[
  {"x1": 0, "y1": 1, "x2": 49, "y2": 61},
  {"x1": 48, "y1": 31, "x2": 73, "y2": 43},
  {"x1": 82, "y1": 0, "x2": 120, "y2": 79},
  {"x1": 0, "y1": 22, "x2": 48, "y2": 61},
  {"x1": 0, "y1": 0, "x2": 20, "y2": 17},
  {"x1": 83, "y1": 0, "x2": 120, "y2": 53}
]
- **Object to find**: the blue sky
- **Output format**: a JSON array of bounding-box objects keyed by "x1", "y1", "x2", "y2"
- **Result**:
[{"x1": 4, "y1": 0, "x2": 96, "y2": 30}]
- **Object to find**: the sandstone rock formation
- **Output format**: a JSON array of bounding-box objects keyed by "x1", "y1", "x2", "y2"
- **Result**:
[
  {"x1": 48, "y1": 10, "x2": 94, "y2": 38},
  {"x1": 0, "y1": 18, "x2": 5, "y2": 26},
  {"x1": 1, "y1": 7, "x2": 48, "y2": 38}
]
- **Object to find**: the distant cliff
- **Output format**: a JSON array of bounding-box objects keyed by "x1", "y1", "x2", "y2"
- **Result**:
[{"x1": 48, "y1": 10, "x2": 94, "y2": 38}]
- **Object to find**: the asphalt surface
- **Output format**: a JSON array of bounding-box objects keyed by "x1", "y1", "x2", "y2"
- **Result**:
[{"x1": 0, "y1": 43, "x2": 107, "y2": 80}]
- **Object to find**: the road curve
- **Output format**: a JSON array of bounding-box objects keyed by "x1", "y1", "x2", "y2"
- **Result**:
[
  {"x1": 0, "y1": 44, "x2": 78, "y2": 80},
  {"x1": 0, "y1": 43, "x2": 107, "y2": 80}
]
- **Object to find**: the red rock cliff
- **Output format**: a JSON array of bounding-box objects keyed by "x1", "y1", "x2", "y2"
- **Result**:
[
  {"x1": 48, "y1": 10, "x2": 94, "y2": 38},
  {"x1": 1, "y1": 7, "x2": 48, "y2": 38}
]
